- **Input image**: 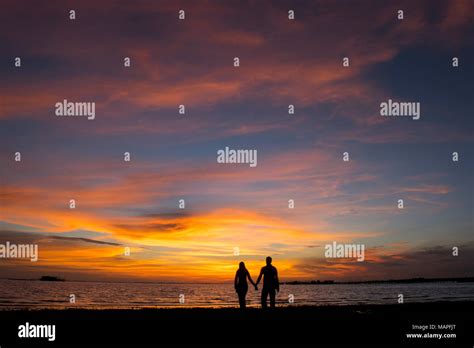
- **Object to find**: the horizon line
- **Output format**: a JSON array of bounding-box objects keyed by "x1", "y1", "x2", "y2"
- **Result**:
[{"x1": 2, "y1": 276, "x2": 473, "y2": 285}]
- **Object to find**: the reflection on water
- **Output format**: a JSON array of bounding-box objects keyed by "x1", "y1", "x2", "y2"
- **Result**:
[{"x1": 0, "y1": 279, "x2": 473, "y2": 309}]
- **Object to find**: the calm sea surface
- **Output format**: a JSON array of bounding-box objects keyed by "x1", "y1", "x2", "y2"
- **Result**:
[{"x1": 0, "y1": 279, "x2": 473, "y2": 310}]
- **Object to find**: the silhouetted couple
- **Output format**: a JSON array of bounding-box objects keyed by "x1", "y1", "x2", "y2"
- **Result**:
[{"x1": 234, "y1": 256, "x2": 279, "y2": 309}]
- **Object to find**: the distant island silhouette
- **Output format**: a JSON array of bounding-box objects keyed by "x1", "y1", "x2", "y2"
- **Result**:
[{"x1": 39, "y1": 276, "x2": 65, "y2": 282}]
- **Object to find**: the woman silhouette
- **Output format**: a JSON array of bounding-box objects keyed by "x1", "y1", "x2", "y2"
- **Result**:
[{"x1": 234, "y1": 261, "x2": 257, "y2": 309}]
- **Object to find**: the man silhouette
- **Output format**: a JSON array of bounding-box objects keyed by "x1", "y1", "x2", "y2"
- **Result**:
[{"x1": 255, "y1": 256, "x2": 279, "y2": 308}]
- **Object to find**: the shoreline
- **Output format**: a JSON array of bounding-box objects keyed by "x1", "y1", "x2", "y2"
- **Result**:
[
  {"x1": 1, "y1": 298, "x2": 473, "y2": 313},
  {"x1": 1, "y1": 300, "x2": 472, "y2": 319}
]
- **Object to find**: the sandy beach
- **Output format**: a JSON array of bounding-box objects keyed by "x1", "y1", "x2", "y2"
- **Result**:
[
  {"x1": 1, "y1": 301, "x2": 472, "y2": 345},
  {"x1": 2, "y1": 300, "x2": 472, "y2": 320}
]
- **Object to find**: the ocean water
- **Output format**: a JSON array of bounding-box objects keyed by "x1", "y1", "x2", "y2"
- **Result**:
[{"x1": 0, "y1": 279, "x2": 473, "y2": 310}]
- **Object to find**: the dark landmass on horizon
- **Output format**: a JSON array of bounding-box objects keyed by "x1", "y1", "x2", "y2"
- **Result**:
[
  {"x1": 39, "y1": 275, "x2": 65, "y2": 282},
  {"x1": 282, "y1": 276, "x2": 474, "y2": 285}
]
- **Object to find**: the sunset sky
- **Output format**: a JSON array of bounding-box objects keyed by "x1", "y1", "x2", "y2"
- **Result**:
[{"x1": 0, "y1": 0, "x2": 473, "y2": 282}]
